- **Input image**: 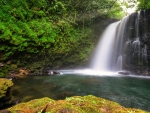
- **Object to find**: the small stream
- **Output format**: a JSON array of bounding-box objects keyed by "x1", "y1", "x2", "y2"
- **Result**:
[{"x1": 12, "y1": 70, "x2": 150, "y2": 111}]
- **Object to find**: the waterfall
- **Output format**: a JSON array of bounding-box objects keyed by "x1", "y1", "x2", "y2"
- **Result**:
[
  {"x1": 132, "y1": 12, "x2": 141, "y2": 63},
  {"x1": 113, "y1": 16, "x2": 129, "y2": 71},
  {"x1": 90, "y1": 22, "x2": 120, "y2": 72},
  {"x1": 136, "y1": 12, "x2": 140, "y2": 38},
  {"x1": 142, "y1": 45, "x2": 148, "y2": 65},
  {"x1": 116, "y1": 55, "x2": 122, "y2": 71},
  {"x1": 89, "y1": 10, "x2": 150, "y2": 75},
  {"x1": 90, "y1": 15, "x2": 129, "y2": 72}
]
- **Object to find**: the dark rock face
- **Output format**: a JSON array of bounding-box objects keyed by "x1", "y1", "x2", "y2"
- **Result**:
[
  {"x1": 0, "y1": 87, "x2": 16, "y2": 109},
  {"x1": 122, "y1": 9, "x2": 150, "y2": 75}
]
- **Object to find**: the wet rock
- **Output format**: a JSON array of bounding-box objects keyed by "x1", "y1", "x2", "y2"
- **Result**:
[
  {"x1": 123, "y1": 10, "x2": 150, "y2": 76},
  {"x1": 28, "y1": 70, "x2": 60, "y2": 76},
  {"x1": 142, "y1": 69, "x2": 150, "y2": 76},
  {"x1": 145, "y1": 70, "x2": 149, "y2": 75},
  {"x1": 52, "y1": 71, "x2": 60, "y2": 75},
  {"x1": 12, "y1": 99, "x2": 21, "y2": 105},
  {"x1": 42, "y1": 69, "x2": 60, "y2": 75},
  {"x1": 46, "y1": 70, "x2": 60, "y2": 75},
  {"x1": 118, "y1": 71, "x2": 130, "y2": 75}
]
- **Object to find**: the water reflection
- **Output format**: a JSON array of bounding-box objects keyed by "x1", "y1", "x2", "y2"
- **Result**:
[{"x1": 13, "y1": 72, "x2": 150, "y2": 111}]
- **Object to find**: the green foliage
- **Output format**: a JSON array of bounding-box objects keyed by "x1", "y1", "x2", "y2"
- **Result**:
[
  {"x1": 137, "y1": 0, "x2": 150, "y2": 10},
  {"x1": 107, "y1": 2, "x2": 125, "y2": 19},
  {"x1": 0, "y1": 0, "x2": 80, "y2": 60},
  {"x1": 0, "y1": 64, "x2": 19, "y2": 78},
  {"x1": 0, "y1": 0, "x2": 124, "y2": 70},
  {"x1": 0, "y1": 73, "x2": 5, "y2": 78}
]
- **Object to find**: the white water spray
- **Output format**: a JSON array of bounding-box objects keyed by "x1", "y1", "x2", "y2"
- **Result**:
[
  {"x1": 90, "y1": 22, "x2": 120, "y2": 72},
  {"x1": 90, "y1": 15, "x2": 129, "y2": 73}
]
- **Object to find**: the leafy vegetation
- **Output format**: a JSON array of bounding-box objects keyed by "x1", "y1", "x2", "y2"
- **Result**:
[
  {"x1": 0, "y1": 0, "x2": 126, "y2": 77},
  {"x1": 137, "y1": 0, "x2": 150, "y2": 10}
]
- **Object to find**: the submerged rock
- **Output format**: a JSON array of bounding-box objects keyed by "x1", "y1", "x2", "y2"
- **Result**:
[{"x1": 7, "y1": 95, "x2": 147, "y2": 113}]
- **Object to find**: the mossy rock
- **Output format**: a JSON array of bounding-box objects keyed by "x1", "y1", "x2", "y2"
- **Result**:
[
  {"x1": 8, "y1": 97, "x2": 55, "y2": 113},
  {"x1": 8, "y1": 95, "x2": 149, "y2": 113},
  {"x1": 0, "y1": 78, "x2": 13, "y2": 98}
]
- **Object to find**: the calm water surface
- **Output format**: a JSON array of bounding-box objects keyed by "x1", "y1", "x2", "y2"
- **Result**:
[{"x1": 12, "y1": 73, "x2": 150, "y2": 111}]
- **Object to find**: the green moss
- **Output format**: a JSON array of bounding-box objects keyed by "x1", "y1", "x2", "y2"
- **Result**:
[
  {"x1": 8, "y1": 97, "x2": 55, "y2": 113},
  {"x1": 0, "y1": 78, "x2": 13, "y2": 98},
  {"x1": 0, "y1": 0, "x2": 106, "y2": 69},
  {"x1": 8, "y1": 95, "x2": 148, "y2": 113}
]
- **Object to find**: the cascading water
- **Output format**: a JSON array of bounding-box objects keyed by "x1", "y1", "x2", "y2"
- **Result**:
[
  {"x1": 124, "y1": 11, "x2": 148, "y2": 74},
  {"x1": 136, "y1": 12, "x2": 140, "y2": 38},
  {"x1": 116, "y1": 55, "x2": 122, "y2": 71},
  {"x1": 132, "y1": 38, "x2": 140, "y2": 62},
  {"x1": 142, "y1": 45, "x2": 148, "y2": 65},
  {"x1": 113, "y1": 16, "x2": 129, "y2": 71},
  {"x1": 89, "y1": 9, "x2": 150, "y2": 75},
  {"x1": 90, "y1": 22, "x2": 120, "y2": 72},
  {"x1": 132, "y1": 12, "x2": 140, "y2": 63},
  {"x1": 90, "y1": 16, "x2": 129, "y2": 72}
]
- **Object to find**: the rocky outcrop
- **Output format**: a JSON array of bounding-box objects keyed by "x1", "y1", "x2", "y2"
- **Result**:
[
  {"x1": 0, "y1": 79, "x2": 14, "y2": 109},
  {"x1": 7, "y1": 95, "x2": 147, "y2": 113},
  {"x1": 122, "y1": 9, "x2": 150, "y2": 75}
]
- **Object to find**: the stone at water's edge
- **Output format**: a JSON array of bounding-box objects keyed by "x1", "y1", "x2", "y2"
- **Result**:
[
  {"x1": 118, "y1": 71, "x2": 130, "y2": 75},
  {"x1": 7, "y1": 95, "x2": 148, "y2": 113},
  {"x1": 42, "y1": 69, "x2": 60, "y2": 75},
  {"x1": 0, "y1": 79, "x2": 13, "y2": 98},
  {"x1": 0, "y1": 78, "x2": 14, "y2": 108}
]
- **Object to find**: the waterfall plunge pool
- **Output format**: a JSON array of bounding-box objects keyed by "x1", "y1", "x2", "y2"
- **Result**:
[{"x1": 12, "y1": 70, "x2": 150, "y2": 111}]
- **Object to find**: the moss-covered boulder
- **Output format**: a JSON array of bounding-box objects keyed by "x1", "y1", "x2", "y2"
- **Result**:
[
  {"x1": 8, "y1": 97, "x2": 54, "y2": 113},
  {"x1": 0, "y1": 78, "x2": 14, "y2": 108},
  {"x1": 8, "y1": 95, "x2": 148, "y2": 113},
  {"x1": 0, "y1": 78, "x2": 13, "y2": 98}
]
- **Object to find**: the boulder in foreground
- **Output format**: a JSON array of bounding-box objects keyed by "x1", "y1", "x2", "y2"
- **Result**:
[{"x1": 7, "y1": 95, "x2": 148, "y2": 113}]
